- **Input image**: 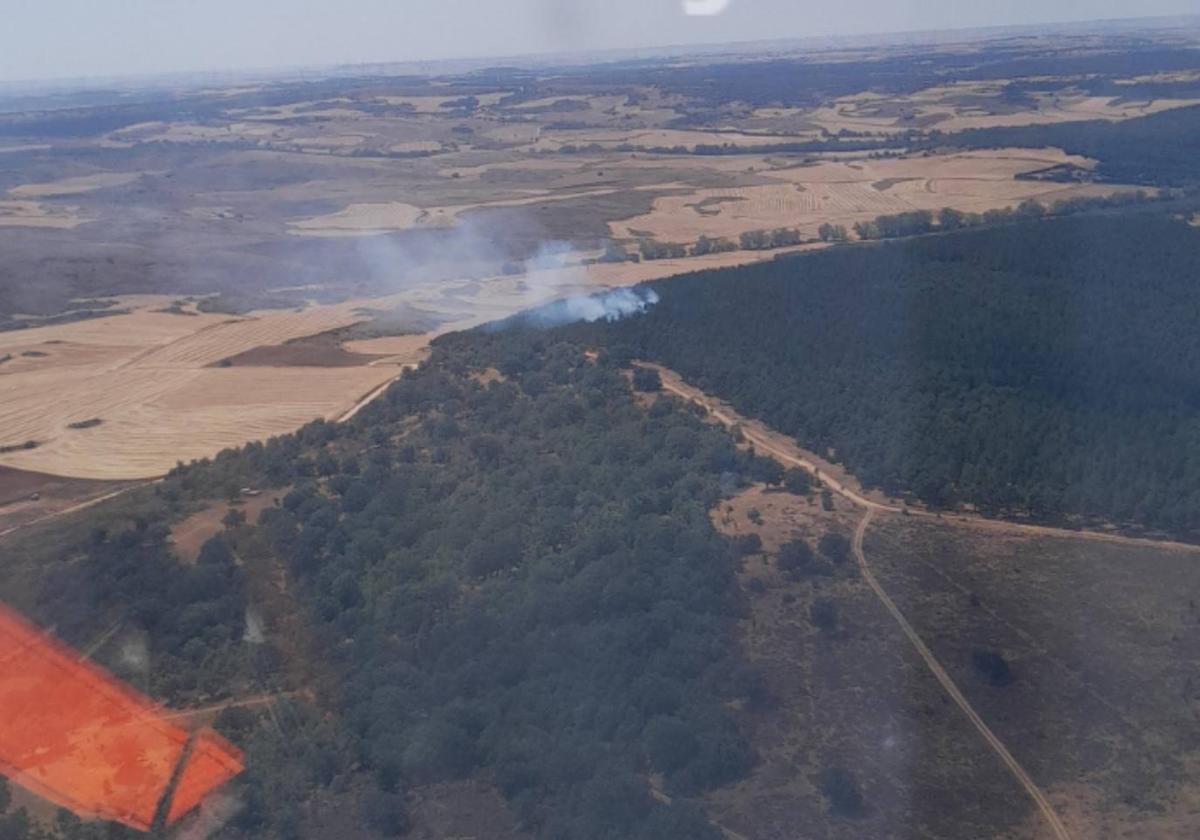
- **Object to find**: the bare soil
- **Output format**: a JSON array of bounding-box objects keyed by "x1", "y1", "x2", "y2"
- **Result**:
[
  {"x1": 215, "y1": 332, "x2": 386, "y2": 368},
  {"x1": 170, "y1": 492, "x2": 285, "y2": 563}
]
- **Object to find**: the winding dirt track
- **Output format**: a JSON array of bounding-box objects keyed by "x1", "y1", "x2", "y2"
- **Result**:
[
  {"x1": 647, "y1": 362, "x2": 1200, "y2": 555},
  {"x1": 644, "y1": 363, "x2": 1076, "y2": 840}
]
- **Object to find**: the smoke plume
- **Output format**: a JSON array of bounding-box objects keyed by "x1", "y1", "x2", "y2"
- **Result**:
[{"x1": 500, "y1": 286, "x2": 660, "y2": 330}]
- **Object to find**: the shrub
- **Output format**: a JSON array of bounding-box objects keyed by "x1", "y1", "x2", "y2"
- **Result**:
[{"x1": 818, "y1": 766, "x2": 864, "y2": 817}]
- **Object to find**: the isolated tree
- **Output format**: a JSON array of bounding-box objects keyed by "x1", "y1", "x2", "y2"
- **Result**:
[
  {"x1": 632, "y1": 367, "x2": 663, "y2": 392},
  {"x1": 973, "y1": 650, "x2": 1014, "y2": 686},
  {"x1": 809, "y1": 598, "x2": 839, "y2": 635},
  {"x1": 1016, "y1": 198, "x2": 1046, "y2": 218},
  {"x1": 197, "y1": 534, "x2": 236, "y2": 571},
  {"x1": 777, "y1": 539, "x2": 818, "y2": 579},
  {"x1": 938, "y1": 207, "x2": 966, "y2": 230},
  {"x1": 730, "y1": 533, "x2": 763, "y2": 557},
  {"x1": 818, "y1": 767, "x2": 864, "y2": 817},
  {"x1": 751, "y1": 457, "x2": 784, "y2": 486},
  {"x1": 601, "y1": 240, "x2": 631, "y2": 263},
  {"x1": 783, "y1": 467, "x2": 811, "y2": 495},
  {"x1": 818, "y1": 530, "x2": 850, "y2": 564}
]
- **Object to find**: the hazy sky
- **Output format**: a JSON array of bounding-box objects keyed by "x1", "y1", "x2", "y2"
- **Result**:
[{"x1": 1, "y1": 0, "x2": 1196, "y2": 82}]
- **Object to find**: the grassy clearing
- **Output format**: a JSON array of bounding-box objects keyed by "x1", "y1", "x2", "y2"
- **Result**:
[
  {"x1": 863, "y1": 517, "x2": 1200, "y2": 836},
  {"x1": 704, "y1": 486, "x2": 1033, "y2": 839}
]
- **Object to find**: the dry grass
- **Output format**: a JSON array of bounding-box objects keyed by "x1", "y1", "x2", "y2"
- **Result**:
[
  {"x1": 287, "y1": 201, "x2": 426, "y2": 236},
  {"x1": 8, "y1": 172, "x2": 144, "y2": 198},
  {"x1": 0, "y1": 200, "x2": 92, "y2": 229},
  {"x1": 0, "y1": 297, "x2": 411, "y2": 479},
  {"x1": 530, "y1": 127, "x2": 814, "y2": 152},
  {"x1": 341, "y1": 333, "x2": 432, "y2": 366},
  {"x1": 862, "y1": 518, "x2": 1200, "y2": 840},
  {"x1": 286, "y1": 184, "x2": 680, "y2": 236},
  {"x1": 0, "y1": 243, "x2": 824, "y2": 481},
  {"x1": 170, "y1": 492, "x2": 283, "y2": 562},
  {"x1": 610, "y1": 148, "x2": 1136, "y2": 243},
  {"x1": 801, "y1": 82, "x2": 1200, "y2": 135},
  {"x1": 0, "y1": 249, "x2": 819, "y2": 480}
]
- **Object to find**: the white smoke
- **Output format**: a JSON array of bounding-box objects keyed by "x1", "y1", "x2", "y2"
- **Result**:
[
  {"x1": 559, "y1": 287, "x2": 660, "y2": 323},
  {"x1": 119, "y1": 632, "x2": 149, "y2": 673},
  {"x1": 511, "y1": 287, "x2": 660, "y2": 329},
  {"x1": 349, "y1": 213, "x2": 659, "y2": 331},
  {"x1": 243, "y1": 607, "x2": 265, "y2": 645}
]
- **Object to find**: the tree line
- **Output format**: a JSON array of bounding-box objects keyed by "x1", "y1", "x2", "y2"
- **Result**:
[{"x1": 571, "y1": 212, "x2": 1200, "y2": 537}]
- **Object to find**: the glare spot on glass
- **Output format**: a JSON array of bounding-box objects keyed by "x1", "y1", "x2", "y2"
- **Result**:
[{"x1": 682, "y1": 0, "x2": 731, "y2": 16}]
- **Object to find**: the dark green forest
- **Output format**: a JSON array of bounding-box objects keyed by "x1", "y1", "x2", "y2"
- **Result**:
[
  {"x1": 0, "y1": 335, "x2": 779, "y2": 840},
  {"x1": 570, "y1": 214, "x2": 1200, "y2": 536},
  {"x1": 924, "y1": 103, "x2": 1200, "y2": 185}
]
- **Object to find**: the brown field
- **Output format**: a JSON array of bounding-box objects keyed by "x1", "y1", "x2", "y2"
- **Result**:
[
  {"x1": 800, "y1": 83, "x2": 1200, "y2": 135},
  {"x1": 340, "y1": 333, "x2": 433, "y2": 365},
  {"x1": 0, "y1": 472, "x2": 144, "y2": 540},
  {"x1": 610, "y1": 148, "x2": 1134, "y2": 243},
  {"x1": 0, "y1": 200, "x2": 91, "y2": 228},
  {"x1": 216, "y1": 332, "x2": 386, "y2": 367},
  {"x1": 8, "y1": 172, "x2": 146, "y2": 198},
  {"x1": 287, "y1": 183, "x2": 683, "y2": 236},
  {"x1": 529, "y1": 127, "x2": 817, "y2": 152},
  {"x1": 0, "y1": 297, "x2": 410, "y2": 479},
  {"x1": 287, "y1": 201, "x2": 426, "y2": 236},
  {"x1": 0, "y1": 242, "x2": 838, "y2": 481}
]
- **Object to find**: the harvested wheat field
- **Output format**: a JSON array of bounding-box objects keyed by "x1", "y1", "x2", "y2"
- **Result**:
[
  {"x1": 530, "y1": 127, "x2": 812, "y2": 152},
  {"x1": 610, "y1": 148, "x2": 1140, "y2": 243},
  {"x1": 0, "y1": 604, "x2": 243, "y2": 830},
  {"x1": 287, "y1": 201, "x2": 426, "y2": 236},
  {"x1": 801, "y1": 83, "x2": 1200, "y2": 135},
  {"x1": 288, "y1": 184, "x2": 678, "y2": 236},
  {"x1": 0, "y1": 200, "x2": 91, "y2": 229},
  {"x1": 8, "y1": 172, "x2": 145, "y2": 198},
  {"x1": 1, "y1": 254, "x2": 747, "y2": 479},
  {"x1": 0, "y1": 296, "x2": 419, "y2": 479}
]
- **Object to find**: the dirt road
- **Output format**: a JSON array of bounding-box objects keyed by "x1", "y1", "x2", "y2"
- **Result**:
[
  {"x1": 646, "y1": 362, "x2": 1200, "y2": 555},
  {"x1": 645, "y1": 362, "x2": 1075, "y2": 839},
  {"x1": 851, "y1": 510, "x2": 1072, "y2": 840},
  {"x1": 0, "y1": 482, "x2": 153, "y2": 541}
]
